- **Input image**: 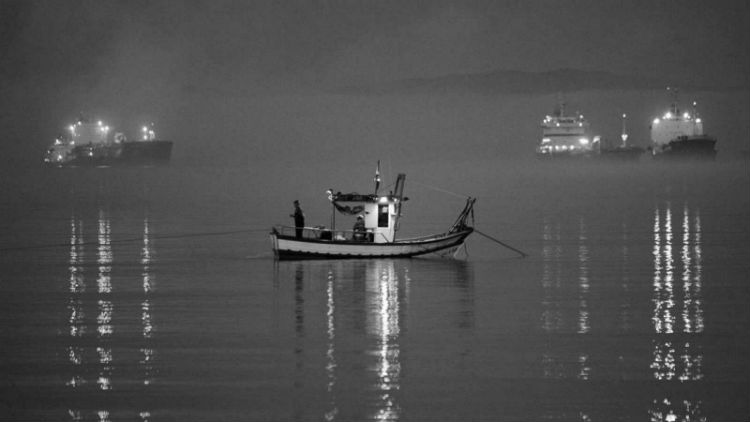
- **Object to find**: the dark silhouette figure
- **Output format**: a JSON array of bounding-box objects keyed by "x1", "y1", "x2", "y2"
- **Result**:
[{"x1": 291, "y1": 200, "x2": 305, "y2": 238}]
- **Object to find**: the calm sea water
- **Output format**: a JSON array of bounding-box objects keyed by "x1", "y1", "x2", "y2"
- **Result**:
[{"x1": 1, "y1": 159, "x2": 748, "y2": 421}]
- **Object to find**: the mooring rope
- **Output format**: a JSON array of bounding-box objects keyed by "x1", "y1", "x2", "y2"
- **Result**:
[
  {"x1": 0, "y1": 228, "x2": 270, "y2": 252},
  {"x1": 474, "y1": 229, "x2": 528, "y2": 258}
]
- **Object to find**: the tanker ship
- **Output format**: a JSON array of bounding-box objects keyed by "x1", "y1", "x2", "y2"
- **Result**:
[
  {"x1": 44, "y1": 117, "x2": 173, "y2": 167},
  {"x1": 649, "y1": 96, "x2": 717, "y2": 160}
]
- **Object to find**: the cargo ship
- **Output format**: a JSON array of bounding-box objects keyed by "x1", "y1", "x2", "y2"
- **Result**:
[
  {"x1": 597, "y1": 113, "x2": 645, "y2": 161},
  {"x1": 44, "y1": 117, "x2": 173, "y2": 167},
  {"x1": 536, "y1": 101, "x2": 594, "y2": 158},
  {"x1": 649, "y1": 95, "x2": 717, "y2": 160}
]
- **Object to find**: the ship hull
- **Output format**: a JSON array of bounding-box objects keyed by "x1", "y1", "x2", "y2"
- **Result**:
[
  {"x1": 52, "y1": 140, "x2": 173, "y2": 167},
  {"x1": 535, "y1": 150, "x2": 594, "y2": 159},
  {"x1": 652, "y1": 136, "x2": 717, "y2": 160},
  {"x1": 598, "y1": 146, "x2": 645, "y2": 161},
  {"x1": 270, "y1": 228, "x2": 473, "y2": 260}
]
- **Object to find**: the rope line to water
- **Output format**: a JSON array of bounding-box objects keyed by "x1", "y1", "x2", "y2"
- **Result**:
[
  {"x1": 409, "y1": 180, "x2": 471, "y2": 199},
  {"x1": 0, "y1": 228, "x2": 270, "y2": 252},
  {"x1": 474, "y1": 229, "x2": 528, "y2": 258}
]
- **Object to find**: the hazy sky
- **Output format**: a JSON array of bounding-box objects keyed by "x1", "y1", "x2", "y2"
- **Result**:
[
  {"x1": 1, "y1": 0, "x2": 749, "y2": 164},
  {"x1": 4, "y1": 0, "x2": 749, "y2": 88}
]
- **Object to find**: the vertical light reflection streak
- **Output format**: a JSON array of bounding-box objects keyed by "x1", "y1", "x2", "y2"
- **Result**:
[
  {"x1": 96, "y1": 209, "x2": 113, "y2": 391},
  {"x1": 541, "y1": 217, "x2": 562, "y2": 333},
  {"x1": 576, "y1": 217, "x2": 590, "y2": 380},
  {"x1": 618, "y1": 222, "x2": 633, "y2": 331},
  {"x1": 141, "y1": 216, "x2": 155, "y2": 386},
  {"x1": 370, "y1": 261, "x2": 401, "y2": 422},
  {"x1": 680, "y1": 205, "x2": 693, "y2": 334},
  {"x1": 67, "y1": 216, "x2": 85, "y2": 388},
  {"x1": 577, "y1": 217, "x2": 590, "y2": 334},
  {"x1": 650, "y1": 202, "x2": 705, "y2": 421},
  {"x1": 324, "y1": 268, "x2": 338, "y2": 421}
]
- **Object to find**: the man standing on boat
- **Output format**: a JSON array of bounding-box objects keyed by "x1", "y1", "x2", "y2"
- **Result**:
[{"x1": 291, "y1": 200, "x2": 305, "y2": 238}]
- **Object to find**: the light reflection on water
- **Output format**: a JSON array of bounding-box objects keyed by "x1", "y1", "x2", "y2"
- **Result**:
[
  {"x1": 3, "y1": 164, "x2": 742, "y2": 421},
  {"x1": 368, "y1": 260, "x2": 403, "y2": 422},
  {"x1": 540, "y1": 216, "x2": 591, "y2": 382},
  {"x1": 539, "y1": 204, "x2": 710, "y2": 421},
  {"x1": 279, "y1": 259, "x2": 470, "y2": 421},
  {"x1": 65, "y1": 206, "x2": 155, "y2": 420},
  {"x1": 650, "y1": 202, "x2": 705, "y2": 421}
]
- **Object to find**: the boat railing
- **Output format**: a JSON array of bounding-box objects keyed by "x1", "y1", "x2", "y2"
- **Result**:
[{"x1": 272, "y1": 225, "x2": 385, "y2": 243}]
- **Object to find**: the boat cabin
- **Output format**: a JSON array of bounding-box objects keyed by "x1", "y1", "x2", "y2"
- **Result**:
[
  {"x1": 328, "y1": 173, "x2": 407, "y2": 243},
  {"x1": 330, "y1": 193, "x2": 403, "y2": 243}
]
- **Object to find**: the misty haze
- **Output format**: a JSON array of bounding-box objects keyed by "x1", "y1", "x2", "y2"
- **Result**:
[{"x1": 1, "y1": 1, "x2": 748, "y2": 421}]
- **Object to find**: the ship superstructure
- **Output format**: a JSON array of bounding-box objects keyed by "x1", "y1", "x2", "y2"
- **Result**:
[
  {"x1": 649, "y1": 96, "x2": 716, "y2": 159},
  {"x1": 536, "y1": 102, "x2": 593, "y2": 157}
]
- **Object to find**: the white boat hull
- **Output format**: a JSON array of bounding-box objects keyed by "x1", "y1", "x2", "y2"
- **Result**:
[{"x1": 270, "y1": 228, "x2": 473, "y2": 260}]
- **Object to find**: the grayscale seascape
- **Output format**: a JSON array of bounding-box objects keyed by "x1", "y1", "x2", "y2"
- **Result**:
[{"x1": 2, "y1": 2, "x2": 749, "y2": 421}]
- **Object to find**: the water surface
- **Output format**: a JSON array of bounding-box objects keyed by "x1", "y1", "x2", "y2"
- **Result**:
[{"x1": 1, "y1": 160, "x2": 748, "y2": 421}]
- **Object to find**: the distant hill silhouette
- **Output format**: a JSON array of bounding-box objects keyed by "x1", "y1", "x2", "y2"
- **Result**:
[{"x1": 336, "y1": 68, "x2": 741, "y2": 95}]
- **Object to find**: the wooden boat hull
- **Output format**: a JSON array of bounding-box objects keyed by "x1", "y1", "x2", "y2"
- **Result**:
[{"x1": 270, "y1": 228, "x2": 473, "y2": 260}]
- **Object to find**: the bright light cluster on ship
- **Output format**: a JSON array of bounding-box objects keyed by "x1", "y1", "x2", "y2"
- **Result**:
[
  {"x1": 657, "y1": 111, "x2": 697, "y2": 123},
  {"x1": 579, "y1": 137, "x2": 589, "y2": 145},
  {"x1": 539, "y1": 144, "x2": 588, "y2": 153},
  {"x1": 142, "y1": 125, "x2": 156, "y2": 141},
  {"x1": 97, "y1": 121, "x2": 110, "y2": 134}
]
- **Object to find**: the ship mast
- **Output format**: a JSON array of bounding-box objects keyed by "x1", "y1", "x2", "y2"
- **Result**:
[
  {"x1": 621, "y1": 113, "x2": 629, "y2": 147},
  {"x1": 667, "y1": 86, "x2": 679, "y2": 117}
]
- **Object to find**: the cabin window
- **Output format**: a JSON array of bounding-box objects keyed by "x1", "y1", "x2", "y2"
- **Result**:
[{"x1": 378, "y1": 205, "x2": 389, "y2": 228}]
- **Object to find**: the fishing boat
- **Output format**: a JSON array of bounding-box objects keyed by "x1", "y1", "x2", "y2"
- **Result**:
[
  {"x1": 270, "y1": 169, "x2": 476, "y2": 260},
  {"x1": 536, "y1": 100, "x2": 594, "y2": 158},
  {"x1": 649, "y1": 91, "x2": 717, "y2": 160},
  {"x1": 43, "y1": 116, "x2": 173, "y2": 167}
]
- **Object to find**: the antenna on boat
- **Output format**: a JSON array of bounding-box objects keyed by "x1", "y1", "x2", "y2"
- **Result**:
[{"x1": 374, "y1": 160, "x2": 381, "y2": 195}]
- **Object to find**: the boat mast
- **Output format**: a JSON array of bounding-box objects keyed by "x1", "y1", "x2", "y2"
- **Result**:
[
  {"x1": 667, "y1": 86, "x2": 679, "y2": 117},
  {"x1": 621, "y1": 113, "x2": 629, "y2": 147},
  {"x1": 393, "y1": 173, "x2": 406, "y2": 233}
]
